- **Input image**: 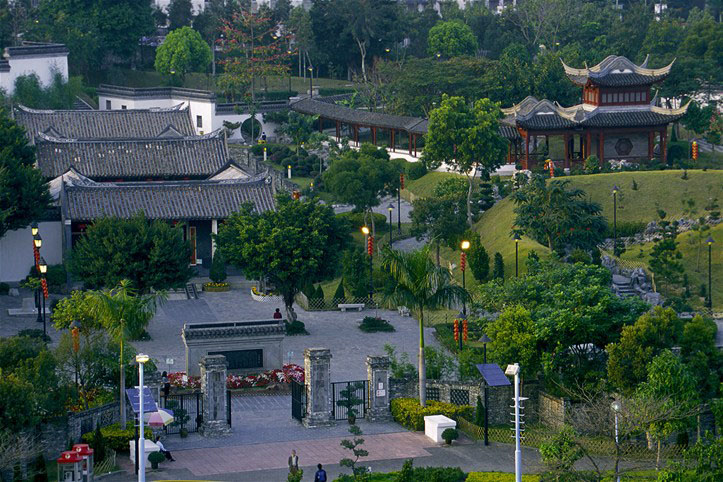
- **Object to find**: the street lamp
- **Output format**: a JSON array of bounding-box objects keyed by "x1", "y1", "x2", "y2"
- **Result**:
[
  {"x1": 362, "y1": 226, "x2": 373, "y2": 302},
  {"x1": 460, "y1": 239, "x2": 470, "y2": 316},
  {"x1": 505, "y1": 363, "x2": 522, "y2": 482},
  {"x1": 307, "y1": 66, "x2": 313, "y2": 98},
  {"x1": 707, "y1": 236, "x2": 714, "y2": 309},
  {"x1": 37, "y1": 257, "x2": 47, "y2": 330},
  {"x1": 31, "y1": 222, "x2": 38, "y2": 236},
  {"x1": 611, "y1": 400, "x2": 622, "y2": 482},
  {"x1": 513, "y1": 233, "x2": 520, "y2": 277},
  {"x1": 479, "y1": 334, "x2": 491, "y2": 446},
  {"x1": 33, "y1": 233, "x2": 42, "y2": 248},
  {"x1": 397, "y1": 173, "x2": 403, "y2": 235},
  {"x1": 387, "y1": 204, "x2": 394, "y2": 245},
  {"x1": 612, "y1": 185, "x2": 619, "y2": 256},
  {"x1": 136, "y1": 353, "x2": 150, "y2": 482},
  {"x1": 70, "y1": 320, "x2": 81, "y2": 396}
]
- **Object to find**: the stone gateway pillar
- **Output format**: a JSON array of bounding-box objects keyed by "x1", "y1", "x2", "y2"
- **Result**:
[
  {"x1": 303, "y1": 348, "x2": 333, "y2": 428},
  {"x1": 366, "y1": 355, "x2": 391, "y2": 421},
  {"x1": 199, "y1": 355, "x2": 231, "y2": 437}
]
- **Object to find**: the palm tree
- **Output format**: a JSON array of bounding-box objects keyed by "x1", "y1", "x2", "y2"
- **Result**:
[
  {"x1": 87, "y1": 280, "x2": 163, "y2": 427},
  {"x1": 381, "y1": 245, "x2": 470, "y2": 406}
]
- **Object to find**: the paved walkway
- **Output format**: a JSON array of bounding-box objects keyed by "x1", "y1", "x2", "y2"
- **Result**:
[{"x1": 334, "y1": 195, "x2": 413, "y2": 223}]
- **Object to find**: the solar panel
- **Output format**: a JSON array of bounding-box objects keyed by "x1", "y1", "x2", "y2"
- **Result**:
[
  {"x1": 125, "y1": 387, "x2": 158, "y2": 414},
  {"x1": 476, "y1": 363, "x2": 511, "y2": 387}
]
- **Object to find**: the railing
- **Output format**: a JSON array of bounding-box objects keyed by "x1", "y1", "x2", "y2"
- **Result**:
[{"x1": 294, "y1": 292, "x2": 374, "y2": 311}]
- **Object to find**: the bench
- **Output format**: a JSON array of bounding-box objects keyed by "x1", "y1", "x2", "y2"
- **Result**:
[
  {"x1": 397, "y1": 306, "x2": 410, "y2": 317},
  {"x1": 338, "y1": 303, "x2": 364, "y2": 312}
]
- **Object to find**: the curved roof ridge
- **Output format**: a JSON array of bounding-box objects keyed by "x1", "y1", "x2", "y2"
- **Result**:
[
  {"x1": 651, "y1": 100, "x2": 691, "y2": 116},
  {"x1": 16, "y1": 103, "x2": 189, "y2": 114},
  {"x1": 37, "y1": 128, "x2": 223, "y2": 144},
  {"x1": 501, "y1": 96, "x2": 540, "y2": 116}
]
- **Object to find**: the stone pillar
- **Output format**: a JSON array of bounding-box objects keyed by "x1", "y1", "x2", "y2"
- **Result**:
[
  {"x1": 366, "y1": 356, "x2": 391, "y2": 422},
  {"x1": 199, "y1": 355, "x2": 231, "y2": 437},
  {"x1": 303, "y1": 348, "x2": 333, "y2": 427}
]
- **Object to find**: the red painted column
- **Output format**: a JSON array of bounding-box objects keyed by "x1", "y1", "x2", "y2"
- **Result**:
[
  {"x1": 599, "y1": 132, "x2": 605, "y2": 166},
  {"x1": 372, "y1": 127, "x2": 377, "y2": 146},
  {"x1": 661, "y1": 128, "x2": 668, "y2": 164},
  {"x1": 564, "y1": 134, "x2": 570, "y2": 168},
  {"x1": 524, "y1": 132, "x2": 530, "y2": 170},
  {"x1": 408, "y1": 133, "x2": 412, "y2": 156}
]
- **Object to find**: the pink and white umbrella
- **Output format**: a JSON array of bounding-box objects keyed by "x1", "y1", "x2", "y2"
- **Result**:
[{"x1": 145, "y1": 408, "x2": 174, "y2": 427}]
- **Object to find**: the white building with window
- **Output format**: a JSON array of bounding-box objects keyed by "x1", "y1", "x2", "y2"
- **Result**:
[
  {"x1": 154, "y1": 0, "x2": 207, "y2": 14},
  {"x1": 0, "y1": 42, "x2": 69, "y2": 95}
]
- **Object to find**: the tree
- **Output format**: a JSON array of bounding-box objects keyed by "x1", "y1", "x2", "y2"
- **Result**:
[
  {"x1": 342, "y1": 248, "x2": 369, "y2": 298},
  {"x1": 209, "y1": 253, "x2": 227, "y2": 284},
  {"x1": 539, "y1": 425, "x2": 584, "y2": 478},
  {"x1": 409, "y1": 196, "x2": 466, "y2": 265},
  {"x1": 340, "y1": 424, "x2": 369, "y2": 477},
  {"x1": 68, "y1": 214, "x2": 192, "y2": 293},
  {"x1": 278, "y1": 111, "x2": 318, "y2": 153},
  {"x1": 216, "y1": 195, "x2": 347, "y2": 321},
  {"x1": 423, "y1": 95, "x2": 507, "y2": 225},
  {"x1": 648, "y1": 223, "x2": 684, "y2": 289},
  {"x1": 680, "y1": 315, "x2": 722, "y2": 400},
  {"x1": 467, "y1": 233, "x2": 489, "y2": 282},
  {"x1": 606, "y1": 307, "x2": 683, "y2": 394},
  {"x1": 381, "y1": 245, "x2": 469, "y2": 406},
  {"x1": 86, "y1": 280, "x2": 162, "y2": 428},
  {"x1": 427, "y1": 20, "x2": 478, "y2": 58},
  {"x1": 492, "y1": 252, "x2": 504, "y2": 280},
  {"x1": 155, "y1": 26, "x2": 212, "y2": 82},
  {"x1": 511, "y1": 176, "x2": 607, "y2": 253},
  {"x1": 167, "y1": 0, "x2": 193, "y2": 30},
  {"x1": 486, "y1": 305, "x2": 539, "y2": 380},
  {"x1": 0, "y1": 108, "x2": 51, "y2": 238}
]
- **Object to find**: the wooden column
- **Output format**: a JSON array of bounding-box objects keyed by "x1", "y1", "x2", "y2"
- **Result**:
[
  {"x1": 524, "y1": 132, "x2": 530, "y2": 170},
  {"x1": 507, "y1": 142, "x2": 511, "y2": 163},
  {"x1": 648, "y1": 130, "x2": 654, "y2": 159},
  {"x1": 319, "y1": 116, "x2": 323, "y2": 132},
  {"x1": 354, "y1": 125, "x2": 359, "y2": 146},
  {"x1": 413, "y1": 135, "x2": 417, "y2": 157},
  {"x1": 563, "y1": 133, "x2": 570, "y2": 168},
  {"x1": 598, "y1": 131, "x2": 604, "y2": 166},
  {"x1": 391, "y1": 129, "x2": 395, "y2": 152},
  {"x1": 408, "y1": 133, "x2": 412, "y2": 156},
  {"x1": 372, "y1": 127, "x2": 377, "y2": 146},
  {"x1": 661, "y1": 128, "x2": 668, "y2": 164},
  {"x1": 586, "y1": 132, "x2": 592, "y2": 160}
]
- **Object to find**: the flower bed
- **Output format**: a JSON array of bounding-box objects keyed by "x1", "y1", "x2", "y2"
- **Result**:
[
  {"x1": 168, "y1": 364, "x2": 304, "y2": 391},
  {"x1": 204, "y1": 282, "x2": 230, "y2": 292},
  {"x1": 250, "y1": 286, "x2": 283, "y2": 303}
]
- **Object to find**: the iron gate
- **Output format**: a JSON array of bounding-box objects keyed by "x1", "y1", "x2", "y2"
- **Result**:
[
  {"x1": 332, "y1": 380, "x2": 368, "y2": 420},
  {"x1": 291, "y1": 380, "x2": 306, "y2": 422},
  {"x1": 162, "y1": 392, "x2": 203, "y2": 434}
]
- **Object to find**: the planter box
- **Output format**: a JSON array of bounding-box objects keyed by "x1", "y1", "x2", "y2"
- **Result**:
[
  {"x1": 250, "y1": 289, "x2": 283, "y2": 303},
  {"x1": 424, "y1": 415, "x2": 456, "y2": 443},
  {"x1": 204, "y1": 284, "x2": 230, "y2": 292}
]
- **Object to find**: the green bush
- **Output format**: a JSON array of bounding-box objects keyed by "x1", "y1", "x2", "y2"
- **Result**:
[
  {"x1": 359, "y1": 316, "x2": 395, "y2": 333},
  {"x1": 607, "y1": 221, "x2": 647, "y2": 238},
  {"x1": 410, "y1": 467, "x2": 466, "y2": 482},
  {"x1": 318, "y1": 87, "x2": 355, "y2": 96},
  {"x1": 209, "y1": 253, "x2": 227, "y2": 283},
  {"x1": 81, "y1": 423, "x2": 152, "y2": 452},
  {"x1": 391, "y1": 398, "x2": 473, "y2": 431},
  {"x1": 466, "y1": 473, "x2": 540, "y2": 481},
  {"x1": 92, "y1": 424, "x2": 106, "y2": 462},
  {"x1": 0, "y1": 282, "x2": 9, "y2": 295},
  {"x1": 335, "y1": 212, "x2": 387, "y2": 232},
  {"x1": 442, "y1": 427, "x2": 459, "y2": 443},
  {"x1": 407, "y1": 162, "x2": 427, "y2": 180},
  {"x1": 333, "y1": 280, "x2": 346, "y2": 300},
  {"x1": 148, "y1": 450, "x2": 165, "y2": 467},
  {"x1": 27, "y1": 264, "x2": 66, "y2": 291},
  {"x1": 285, "y1": 320, "x2": 308, "y2": 335},
  {"x1": 31, "y1": 452, "x2": 48, "y2": 482},
  {"x1": 584, "y1": 156, "x2": 599, "y2": 174},
  {"x1": 667, "y1": 141, "x2": 689, "y2": 162}
]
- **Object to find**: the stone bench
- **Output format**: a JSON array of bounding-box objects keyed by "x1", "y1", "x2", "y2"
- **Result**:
[
  {"x1": 129, "y1": 439, "x2": 160, "y2": 464},
  {"x1": 7, "y1": 297, "x2": 51, "y2": 316},
  {"x1": 338, "y1": 303, "x2": 364, "y2": 312},
  {"x1": 397, "y1": 306, "x2": 410, "y2": 317}
]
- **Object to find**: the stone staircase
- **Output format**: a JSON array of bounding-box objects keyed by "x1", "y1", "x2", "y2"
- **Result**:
[{"x1": 612, "y1": 274, "x2": 637, "y2": 298}]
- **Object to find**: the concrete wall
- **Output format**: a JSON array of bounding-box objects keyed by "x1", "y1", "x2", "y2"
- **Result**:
[
  {"x1": 604, "y1": 133, "x2": 650, "y2": 159},
  {"x1": 0, "y1": 221, "x2": 63, "y2": 283},
  {"x1": 0, "y1": 53, "x2": 69, "y2": 95},
  {"x1": 214, "y1": 111, "x2": 280, "y2": 142}
]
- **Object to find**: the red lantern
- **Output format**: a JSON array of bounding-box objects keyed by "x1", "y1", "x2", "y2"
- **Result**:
[
  {"x1": 41, "y1": 278, "x2": 48, "y2": 298},
  {"x1": 72, "y1": 327, "x2": 80, "y2": 353},
  {"x1": 463, "y1": 319, "x2": 468, "y2": 342},
  {"x1": 292, "y1": 190, "x2": 300, "y2": 200},
  {"x1": 367, "y1": 235, "x2": 374, "y2": 256},
  {"x1": 460, "y1": 252, "x2": 467, "y2": 272},
  {"x1": 453, "y1": 319, "x2": 459, "y2": 342},
  {"x1": 692, "y1": 141, "x2": 698, "y2": 160},
  {"x1": 399, "y1": 173, "x2": 405, "y2": 190}
]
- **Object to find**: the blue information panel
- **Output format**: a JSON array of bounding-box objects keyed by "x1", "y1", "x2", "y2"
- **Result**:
[
  {"x1": 476, "y1": 364, "x2": 511, "y2": 387},
  {"x1": 125, "y1": 387, "x2": 158, "y2": 414}
]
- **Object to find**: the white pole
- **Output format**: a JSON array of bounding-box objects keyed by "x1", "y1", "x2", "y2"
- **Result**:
[
  {"x1": 138, "y1": 359, "x2": 146, "y2": 482},
  {"x1": 514, "y1": 369, "x2": 521, "y2": 482},
  {"x1": 287, "y1": 165, "x2": 292, "y2": 179},
  {"x1": 614, "y1": 412, "x2": 620, "y2": 482}
]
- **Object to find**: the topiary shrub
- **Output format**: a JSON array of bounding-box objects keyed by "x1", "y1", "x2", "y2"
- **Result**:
[
  {"x1": 442, "y1": 427, "x2": 459, "y2": 445},
  {"x1": 333, "y1": 280, "x2": 346, "y2": 301},
  {"x1": 391, "y1": 398, "x2": 473, "y2": 431},
  {"x1": 31, "y1": 452, "x2": 47, "y2": 482},
  {"x1": 584, "y1": 156, "x2": 599, "y2": 174},
  {"x1": 148, "y1": 451, "x2": 165, "y2": 469},
  {"x1": 91, "y1": 424, "x2": 106, "y2": 462},
  {"x1": 209, "y1": 253, "x2": 227, "y2": 283},
  {"x1": 407, "y1": 162, "x2": 427, "y2": 180},
  {"x1": 285, "y1": 320, "x2": 308, "y2": 335},
  {"x1": 359, "y1": 316, "x2": 395, "y2": 333}
]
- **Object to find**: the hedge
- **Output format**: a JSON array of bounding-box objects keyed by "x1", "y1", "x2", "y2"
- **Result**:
[
  {"x1": 466, "y1": 473, "x2": 539, "y2": 481},
  {"x1": 82, "y1": 423, "x2": 152, "y2": 452},
  {"x1": 391, "y1": 398, "x2": 473, "y2": 431}
]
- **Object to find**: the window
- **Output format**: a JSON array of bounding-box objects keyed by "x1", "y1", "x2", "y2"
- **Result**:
[
  {"x1": 196, "y1": 115, "x2": 203, "y2": 128},
  {"x1": 121, "y1": 105, "x2": 127, "y2": 110},
  {"x1": 105, "y1": 100, "x2": 111, "y2": 109},
  {"x1": 624, "y1": 92, "x2": 630, "y2": 103},
  {"x1": 603, "y1": 93, "x2": 609, "y2": 103}
]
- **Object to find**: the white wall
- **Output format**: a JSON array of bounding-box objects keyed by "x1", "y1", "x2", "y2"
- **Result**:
[
  {"x1": 154, "y1": 0, "x2": 206, "y2": 14},
  {"x1": 0, "y1": 54, "x2": 68, "y2": 96},
  {"x1": 0, "y1": 222, "x2": 63, "y2": 283},
  {"x1": 213, "y1": 112, "x2": 280, "y2": 142}
]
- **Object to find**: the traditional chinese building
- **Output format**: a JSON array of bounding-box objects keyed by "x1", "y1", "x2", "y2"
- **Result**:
[{"x1": 501, "y1": 55, "x2": 689, "y2": 169}]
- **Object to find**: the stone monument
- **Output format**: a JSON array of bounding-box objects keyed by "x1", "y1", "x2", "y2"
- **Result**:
[
  {"x1": 303, "y1": 348, "x2": 333, "y2": 428},
  {"x1": 366, "y1": 355, "x2": 391, "y2": 421},
  {"x1": 199, "y1": 355, "x2": 231, "y2": 437}
]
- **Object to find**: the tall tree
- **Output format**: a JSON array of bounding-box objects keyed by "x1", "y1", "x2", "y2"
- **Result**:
[
  {"x1": 467, "y1": 232, "x2": 489, "y2": 283},
  {"x1": 154, "y1": 26, "x2": 212, "y2": 82},
  {"x1": 427, "y1": 20, "x2": 478, "y2": 58},
  {"x1": 167, "y1": 0, "x2": 193, "y2": 30},
  {"x1": 382, "y1": 245, "x2": 469, "y2": 407},
  {"x1": 424, "y1": 95, "x2": 507, "y2": 225},
  {"x1": 0, "y1": 108, "x2": 50, "y2": 238},
  {"x1": 216, "y1": 195, "x2": 347, "y2": 321},
  {"x1": 410, "y1": 196, "x2": 467, "y2": 266}
]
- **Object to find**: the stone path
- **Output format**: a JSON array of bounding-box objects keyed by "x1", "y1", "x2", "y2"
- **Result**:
[{"x1": 334, "y1": 195, "x2": 413, "y2": 223}]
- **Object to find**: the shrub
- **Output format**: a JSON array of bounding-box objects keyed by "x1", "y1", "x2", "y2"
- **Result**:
[
  {"x1": 396, "y1": 459, "x2": 414, "y2": 482},
  {"x1": 466, "y1": 473, "x2": 540, "y2": 481},
  {"x1": 81, "y1": 423, "x2": 152, "y2": 452},
  {"x1": 492, "y1": 253, "x2": 504, "y2": 280},
  {"x1": 285, "y1": 320, "x2": 308, "y2": 335},
  {"x1": 336, "y1": 212, "x2": 387, "y2": 232},
  {"x1": 474, "y1": 395, "x2": 484, "y2": 427},
  {"x1": 359, "y1": 316, "x2": 395, "y2": 333},
  {"x1": 27, "y1": 264, "x2": 66, "y2": 291},
  {"x1": 409, "y1": 466, "x2": 466, "y2": 482},
  {"x1": 31, "y1": 452, "x2": 47, "y2": 482},
  {"x1": 391, "y1": 398, "x2": 473, "y2": 431},
  {"x1": 407, "y1": 162, "x2": 427, "y2": 180},
  {"x1": 584, "y1": 155, "x2": 599, "y2": 174},
  {"x1": 287, "y1": 468, "x2": 304, "y2": 482},
  {"x1": 442, "y1": 427, "x2": 459, "y2": 443},
  {"x1": 92, "y1": 424, "x2": 106, "y2": 462},
  {"x1": 667, "y1": 141, "x2": 689, "y2": 163},
  {"x1": 318, "y1": 87, "x2": 355, "y2": 96},
  {"x1": 148, "y1": 451, "x2": 165, "y2": 467},
  {"x1": 0, "y1": 282, "x2": 9, "y2": 295},
  {"x1": 568, "y1": 249, "x2": 591, "y2": 265},
  {"x1": 608, "y1": 221, "x2": 647, "y2": 238},
  {"x1": 209, "y1": 254, "x2": 227, "y2": 283},
  {"x1": 333, "y1": 280, "x2": 346, "y2": 301}
]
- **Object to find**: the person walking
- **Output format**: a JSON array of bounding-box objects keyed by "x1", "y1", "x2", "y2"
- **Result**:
[
  {"x1": 288, "y1": 449, "x2": 299, "y2": 474},
  {"x1": 314, "y1": 463, "x2": 327, "y2": 482},
  {"x1": 155, "y1": 436, "x2": 175, "y2": 462}
]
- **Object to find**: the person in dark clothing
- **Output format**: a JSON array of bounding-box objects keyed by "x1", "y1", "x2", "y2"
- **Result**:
[
  {"x1": 161, "y1": 371, "x2": 170, "y2": 400},
  {"x1": 314, "y1": 463, "x2": 327, "y2": 482},
  {"x1": 155, "y1": 436, "x2": 175, "y2": 461},
  {"x1": 273, "y1": 308, "x2": 283, "y2": 319}
]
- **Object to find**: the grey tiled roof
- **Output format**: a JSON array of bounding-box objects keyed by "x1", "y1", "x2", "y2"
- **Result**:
[
  {"x1": 96, "y1": 84, "x2": 216, "y2": 102},
  {"x1": 4, "y1": 42, "x2": 69, "y2": 58},
  {"x1": 15, "y1": 104, "x2": 195, "y2": 142},
  {"x1": 582, "y1": 109, "x2": 687, "y2": 128},
  {"x1": 291, "y1": 98, "x2": 428, "y2": 134},
  {"x1": 65, "y1": 178, "x2": 276, "y2": 221},
  {"x1": 36, "y1": 129, "x2": 229, "y2": 180},
  {"x1": 562, "y1": 55, "x2": 673, "y2": 87}
]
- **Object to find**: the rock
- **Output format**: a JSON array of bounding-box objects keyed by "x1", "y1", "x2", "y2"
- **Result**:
[
  {"x1": 642, "y1": 292, "x2": 664, "y2": 306},
  {"x1": 612, "y1": 274, "x2": 632, "y2": 286}
]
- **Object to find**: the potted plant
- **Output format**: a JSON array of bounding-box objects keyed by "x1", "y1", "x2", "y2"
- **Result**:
[
  {"x1": 204, "y1": 254, "x2": 230, "y2": 292},
  {"x1": 336, "y1": 382, "x2": 364, "y2": 424},
  {"x1": 442, "y1": 428, "x2": 459, "y2": 445},
  {"x1": 148, "y1": 451, "x2": 165, "y2": 469}
]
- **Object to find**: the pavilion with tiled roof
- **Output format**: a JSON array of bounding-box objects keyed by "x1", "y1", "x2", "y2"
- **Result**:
[
  {"x1": 501, "y1": 55, "x2": 687, "y2": 169},
  {"x1": 14, "y1": 104, "x2": 195, "y2": 144}
]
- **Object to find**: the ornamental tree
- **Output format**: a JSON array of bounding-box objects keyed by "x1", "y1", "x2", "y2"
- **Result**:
[
  {"x1": 423, "y1": 95, "x2": 507, "y2": 225},
  {"x1": 467, "y1": 233, "x2": 489, "y2": 283},
  {"x1": 155, "y1": 26, "x2": 212, "y2": 82},
  {"x1": 216, "y1": 195, "x2": 347, "y2": 321},
  {"x1": 427, "y1": 20, "x2": 478, "y2": 58},
  {"x1": 0, "y1": 108, "x2": 51, "y2": 238},
  {"x1": 410, "y1": 196, "x2": 467, "y2": 266}
]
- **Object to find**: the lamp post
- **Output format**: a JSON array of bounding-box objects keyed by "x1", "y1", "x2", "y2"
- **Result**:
[
  {"x1": 505, "y1": 363, "x2": 522, "y2": 482},
  {"x1": 479, "y1": 334, "x2": 491, "y2": 446},
  {"x1": 362, "y1": 226, "x2": 373, "y2": 302},
  {"x1": 31, "y1": 222, "x2": 38, "y2": 236},
  {"x1": 611, "y1": 400, "x2": 621, "y2": 482},
  {"x1": 136, "y1": 353, "x2": 150, "y2": 482},
  {"x1": 33, "y1": 233, "x2": 42, "y2": 324},
  {"x1": 513, "y1": 233, "x2": 520, "y2": 277},
  {"x1": 460, "y1": 240, "x2": 470, "y2": 315},
  {"x1": 612, "y1": 185, "x2": 619, "y2": 256},
  {"x1": 38, "y1": 257, "x2": 47, "y2": 336},
  {"x1": 308, "y1": 66, "x2": 313, "y2": 98},
  {"x1": 397, "y1": 174, "x2": 402, "y2": 235},
  {"x1": 70, "y1": 320, "x2": 80, "y2": 400},
  {"x1": 707, "y1": 237, "x2": 714, "y2": 309},
  {"x1": 388, "y1": 204, "x2": 394, "y2": 245}
]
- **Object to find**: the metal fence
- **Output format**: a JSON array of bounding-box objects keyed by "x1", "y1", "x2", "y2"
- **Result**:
[
  {"x1": 162, "y1": 393, "x2": 203, "y2": 434},
  {"x1": 332, "y1": 380, "x2": 368, "y2": 420},
  {"x1": 291, "y1": 380, "x2": 306, "y2": 422}
]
